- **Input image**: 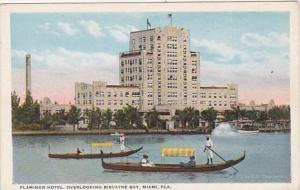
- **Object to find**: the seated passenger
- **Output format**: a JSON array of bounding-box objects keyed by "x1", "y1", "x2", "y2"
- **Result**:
[
  {"x1": 180, "y1": 156, "x2": 196, "y2": 167},
  {"x1": 77, "y1": 147, "x2": 82, "y2": 154},
  {"x1": 140, "y1": 154, "x2": 154, "y2": 167}
]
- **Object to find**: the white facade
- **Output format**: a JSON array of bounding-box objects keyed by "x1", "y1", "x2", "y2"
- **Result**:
[
  {"x1": 120, "y1": 26, "x2": 201, "y2": 111},
  {"x1": 72, "y1": 26, "x2": 238, "y2": 115},
  {"x1": 40, "y1": 97, "x2": 71, "y2": 117},
  {"x1": 75, "y1": 81, "x2": 140, "y2": 112},
  {"x1": 199, "y1": 84, "x2": 238, "y2": 111}
]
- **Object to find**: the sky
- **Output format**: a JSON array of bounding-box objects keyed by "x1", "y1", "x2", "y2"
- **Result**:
[{"x1": 11, "y1": 12, "x2": 290, "y2": 105}]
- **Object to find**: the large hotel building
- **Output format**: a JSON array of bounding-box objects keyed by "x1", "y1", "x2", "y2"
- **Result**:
[{"x1": 73, "y1": 26, "x2": 238, "y2": 116}]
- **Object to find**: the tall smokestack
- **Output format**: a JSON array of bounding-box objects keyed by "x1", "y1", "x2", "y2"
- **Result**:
[{"x1": 25, "y1": 54, "x2": 31, "y2": 96}]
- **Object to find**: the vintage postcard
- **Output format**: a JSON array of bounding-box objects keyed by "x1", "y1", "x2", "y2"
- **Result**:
[{"x1": 0, "y1": 1, "x2": 299, "y2": 190}]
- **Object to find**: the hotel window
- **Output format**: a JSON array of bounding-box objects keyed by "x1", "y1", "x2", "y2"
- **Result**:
[
  {"x1": 125, "y1": 92, "x2": 129, "y2": 97},
  {"x1": 143, "y1": 36, "x2": 146, "y2": 42},
  {"x1": 114, "y1": 100, "x2": 117, "y2": 105},
  {"x1": 120, "y1": 92, "x2": 123, "y2": 97},
  {"x1": 120, "y1": 100, "x2": 123, "y2": 105},
  {"x1": 114, "y1": 92, "x2": 117, "y2": 97},
  {"x1": 150, "y1": 36, "x2": 153, "y2": 41},
  {"x1": 108, "y1": 100, "x2": 111, "y2": 105},
  {"x1": 77, "y1": 93, "x2": 80, "y2": 98},
  {"x1": 107, "y1": 92, "x2": 111, "y2": 97}
]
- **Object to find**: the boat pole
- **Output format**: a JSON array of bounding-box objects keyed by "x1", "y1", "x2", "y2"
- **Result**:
[{"x1": 206, "y1": 146, "x2": 239, "y2": 172}]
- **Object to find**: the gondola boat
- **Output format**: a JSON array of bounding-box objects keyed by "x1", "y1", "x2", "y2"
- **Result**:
[
  {"x1": 48, "y1": 146, "x2": 143, "y2": 159},
  {"x1": 100, "y1": 149, "x2": 246, "y2": 172}
]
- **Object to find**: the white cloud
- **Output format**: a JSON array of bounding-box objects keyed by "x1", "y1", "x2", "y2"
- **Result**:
[
  {"x1": 12, "y1": 48, "x2": 118, "y2": 103},
  {"x1": 191, "y1": 38, "x2": 247, "y2": 62},
  {"x1": 107, "y1": 25, "x2": 139, "y2": 43},
  {"x1": 79, "y1": 20, "x2": 103, "y2": 38},
  {"x1": 36, "y1": 22, "x2": 61, "y2": 37},
  {"x1": 57, "y1": 22, "x2": 77, "y2": 36},
  {"x1": 240, "y1": 32, "x2": 289, "y2": 48}
]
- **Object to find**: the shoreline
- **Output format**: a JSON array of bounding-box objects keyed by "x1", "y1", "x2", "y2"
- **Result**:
[
  {"x1": 12, "y1": 129, "x2": 208, "y2": 136},
  {"x1": 12, "y1": 128, "x2": 290, "y2": 136}
]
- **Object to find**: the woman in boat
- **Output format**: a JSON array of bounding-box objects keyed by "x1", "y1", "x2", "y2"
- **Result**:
[
  {"x1": 119, "y1": 134, "x2": 125, "y2": 152},
  {"x1": 140, "y1": 154, "x2": 154, "y2": 167},
  {"x1": 204, "y1": 135, "x2": 214, "y2": 164}
]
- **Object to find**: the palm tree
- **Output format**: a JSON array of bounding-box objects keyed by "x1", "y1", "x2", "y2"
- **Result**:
[
  {"x1": 144, "y1": 108, "x2": 161, "y2": 129},
  {"x1": 201, "y1": 107, "x2": 217, "y2": 129},
  {"x1": 186, "y1": 107, "x2": 200, "y2": 128},
  {"x1": 67, "y1": 105, "x2": 82, "y2": 131},
  {"x1": 174, "y1": 109, "x2": 188, "y2": 128}
]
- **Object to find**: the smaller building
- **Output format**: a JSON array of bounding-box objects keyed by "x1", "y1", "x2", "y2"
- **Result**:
[
  {"x1": 238, "y1": 99, "x2": 276, "y2": 112},
  {"x1": 39, "y1": 97, "x2": 71, "y2": 118},
  {"x1": 75, "y1": 81, "x2": 141, "y2": 112},
  {"x1": 199, "y1": 84, "x2": 238, "y2": 111}
]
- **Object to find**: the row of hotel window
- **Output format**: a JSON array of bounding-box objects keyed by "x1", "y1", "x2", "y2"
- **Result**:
[
  {"x1": 77, "y1": 100, "x2": 139, "y2": 106},
  {"x1": 77, "y1": 91, "x2": 236, "y2": 100},
  {"x1": 132, "y1": 35, "x2": 186, "y2": 44},
  {"x1": 145, "y1": 100, "x2": 236, "y2": 106},
  {"x1": 77, "y1": 91, "x2": 140, "y2": 98}
]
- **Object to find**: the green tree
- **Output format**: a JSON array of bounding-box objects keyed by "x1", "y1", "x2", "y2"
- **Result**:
[
  {"x1": 95, "y1": 107, "x2": 102, "y2": 130},
  {"x1": 123, "y1": 105, "x2": 143, "y2": 128},
  {"x1": 40, "y1": 111, "x2": 54, "y2": 129},
  {"x1": 174, "y1": 109, "x2": 188, "y2": 128},
  {"x1": 144, "y1": 108, "x2": 162, "y2": 129},
  {"x1": 102, "y1": 108, "x2": 113, "y2": 128},
  {"x1": 18, "y1": 92, "x2": 40, "y2": 125},
  {"x1": 184, "y1": 107, "x2": 199, "y2": 128},
  {"x1": 223, "y1": 110, "x2": 235, "y2": 121},
  {"x1": 11, "y1": 91, "x2": 21, "y2": 127},
  {"x1": 113, "y1": 109, "x2": 127, "y2": 128},
  {"x1": 201, "y1": 107, "x2": 217, "y2": 129},
  {"x1": 67, "y1": 105, "x2": 82, "y2": 131},
  {"x1": 256, "y1": 111, "x2": 268, "y2": 122},
  {"x1": 84, "y1": 108, "x2": 100, "y2": 130}
]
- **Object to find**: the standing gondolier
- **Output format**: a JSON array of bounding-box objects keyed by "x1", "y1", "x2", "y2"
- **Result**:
[
  {"x1": 119, "y1": 133, "x2": 125, "y2": 152},
  {"x1": 204, "y1": 135, "x2": 214, "y2": 164}
]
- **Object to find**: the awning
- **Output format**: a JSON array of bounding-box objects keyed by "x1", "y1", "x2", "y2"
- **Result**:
[
  {"x1": 91, "y1": 141, "x2": 113, "y2": 148},
  {"x1": 161, "y1": 147, "x2": 195, "y2": 157}
]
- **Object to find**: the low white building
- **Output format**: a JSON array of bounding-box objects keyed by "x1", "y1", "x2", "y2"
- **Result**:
[
  {"x1": 75, "y1": 81, "x2": 141, "y2": 112},
  {"x1": 199, "y1": 84, "x2": 238, "y2": 111},
  {"x1": 39, "y1": 97, "x2": 72, "y2": 117}
]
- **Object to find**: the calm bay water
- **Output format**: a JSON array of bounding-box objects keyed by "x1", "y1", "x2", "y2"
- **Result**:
[{"x1": 13, "y1": 132, "x2": 290, "y2": 183}]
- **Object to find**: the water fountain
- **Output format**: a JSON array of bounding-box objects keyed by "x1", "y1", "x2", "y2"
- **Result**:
[{"x1": 211, "y1": 123, "x2": 239, "y2": 136}]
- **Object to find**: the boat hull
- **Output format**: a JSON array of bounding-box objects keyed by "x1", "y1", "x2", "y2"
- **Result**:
[
  {"x1": 48, "y1": 146, "x2": 143, "y2": 159},
  {"x1": 238, "y1": 130, "x2": 259, "y2": 134},
  {"x1": 101, "y1": 152, "x2": 245, "y2": 172}
]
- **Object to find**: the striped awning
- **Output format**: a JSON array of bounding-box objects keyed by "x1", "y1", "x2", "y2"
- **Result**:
[
  {"x1": 161, "y1": 147, "x2": 195, "y2": 157},
  {"x1": 91, "y1": 141, "x2": 113, "y2": 148}
]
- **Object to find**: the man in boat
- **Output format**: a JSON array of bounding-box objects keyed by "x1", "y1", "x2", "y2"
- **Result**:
[
  {"x1": 180, "y1": 156, "x2": 196, "y2": 167},
  {"x1": 119, "y1": 133, "x2": 125, "y2": 152},
  {"x1": 140, "y1": 154, "x2": 154, "y2": 167},
  {"x1": 204, "y1": 135, "x2": 214, "y2": 164}
]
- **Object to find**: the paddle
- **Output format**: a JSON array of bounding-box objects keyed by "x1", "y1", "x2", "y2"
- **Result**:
[{"x1": 205, "y1": 146, "x2": 239, "y2": 172}]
